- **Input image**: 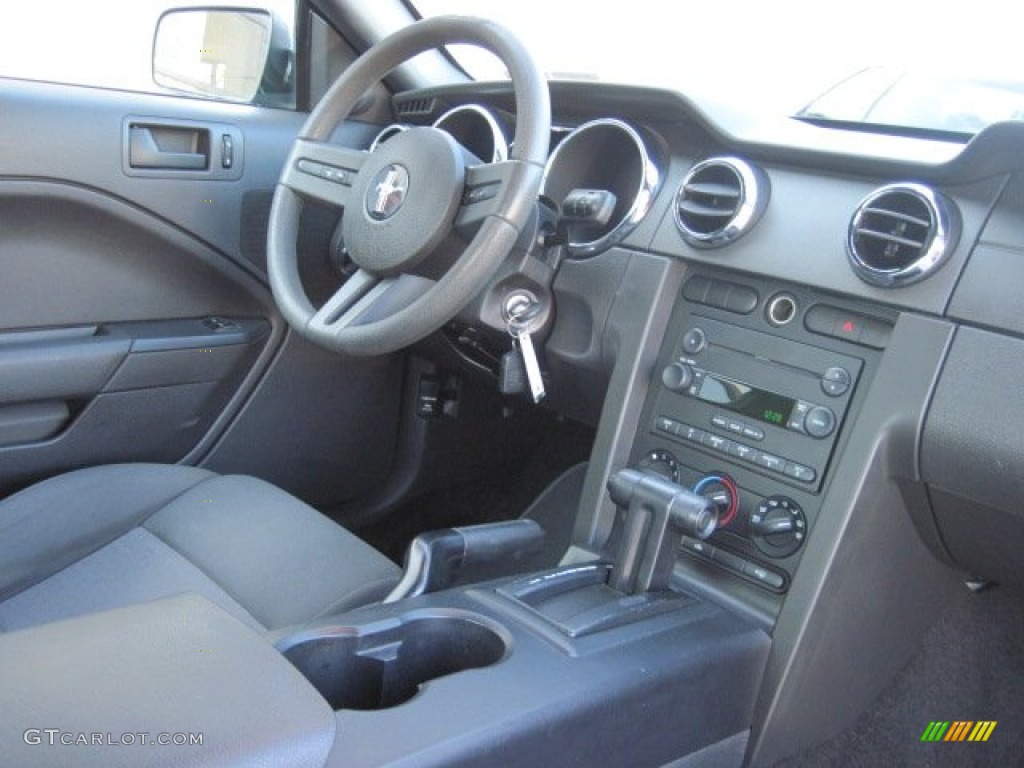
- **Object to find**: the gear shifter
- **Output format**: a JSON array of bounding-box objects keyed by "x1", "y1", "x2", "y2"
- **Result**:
[{"x1": 607, "y1": 468, "x2": 717, "y2": 595}]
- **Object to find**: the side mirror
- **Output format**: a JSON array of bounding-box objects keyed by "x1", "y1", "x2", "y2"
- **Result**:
[{"x1": 153, "y1": 8, "x2": 293, "y2": 105}]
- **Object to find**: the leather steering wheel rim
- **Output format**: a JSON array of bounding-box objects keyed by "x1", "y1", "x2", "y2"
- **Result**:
[{"x1": 267, "y1": 15, "x2": 551, "y2": 356}]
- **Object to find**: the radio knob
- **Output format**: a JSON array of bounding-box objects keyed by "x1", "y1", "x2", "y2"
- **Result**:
[
  {"x1": 804, "y1": 406, "x2": 836, "y2": 438},
  {"x1": 661, "y1": 362, "x2": 694, "y2": 393},
  {"x1": 681, "y1": 328, "x2": 707, "y2": 355}
]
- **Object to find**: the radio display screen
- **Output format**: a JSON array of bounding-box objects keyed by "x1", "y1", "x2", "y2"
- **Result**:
[{"x1": 695, "y1": 374, "x2": 795, "y2": 427}]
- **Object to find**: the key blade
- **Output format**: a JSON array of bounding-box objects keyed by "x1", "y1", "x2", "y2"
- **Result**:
[{"x1": 518, "y1": 331, "x2": 546, "y2": 404}]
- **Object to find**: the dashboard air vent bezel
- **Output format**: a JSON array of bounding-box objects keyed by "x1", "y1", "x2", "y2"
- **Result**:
[
  {"x1": 847, "y1": 183, "x2": 960, "y2": 288},
  {"x1": 395, "y1": 97, "x2": 436, "y2": 118},
  {"x1": 674, "y1": 156, "x2": 769, "y2": 249}
]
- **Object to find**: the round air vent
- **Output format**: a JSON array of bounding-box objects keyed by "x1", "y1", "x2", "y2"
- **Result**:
[
  {"x1": 847, "y1": 183, "x2": 960, "y2": 288},
  {"x1": 674, "y1": 157, "x2": 768, "y2": 248}
]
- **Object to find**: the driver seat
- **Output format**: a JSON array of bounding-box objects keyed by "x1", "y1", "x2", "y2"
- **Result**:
[{"x1": 0, "y1": 464, "x2": 401, "y2": 634}]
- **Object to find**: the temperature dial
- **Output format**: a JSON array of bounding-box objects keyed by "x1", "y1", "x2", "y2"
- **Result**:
[
  {"x1": 693, "y1": 474, "x2": 738, "y2": 528},
  {"x1": 637, "y1": 449, "x2": 680, "y2": 483},
  {"x1": 750, "y1": 496, "x2": 806, "y2": 558}
]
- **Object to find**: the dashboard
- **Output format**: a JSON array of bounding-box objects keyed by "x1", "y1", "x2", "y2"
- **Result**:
[{"x1": 379, "y1": 79, "x2": 1024, "y2": 625}]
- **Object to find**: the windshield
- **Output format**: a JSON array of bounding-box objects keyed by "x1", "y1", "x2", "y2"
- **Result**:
[{"x1": 414, "y1": 0, "x2": 1023, "y2": 136}]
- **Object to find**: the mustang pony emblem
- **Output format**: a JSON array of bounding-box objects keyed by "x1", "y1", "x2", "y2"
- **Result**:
[{"x1": 367, "y1": 164, "x2": 409, "y2": 220}]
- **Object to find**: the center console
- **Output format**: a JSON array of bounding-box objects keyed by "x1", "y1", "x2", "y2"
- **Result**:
[{"x1": 629, "y1": 269, "x2": 891, "y2": 624}]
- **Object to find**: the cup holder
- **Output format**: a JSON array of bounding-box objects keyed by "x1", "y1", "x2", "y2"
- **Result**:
[{"x1": 277, "y1": 610, "x2": 508, "y2": 711}]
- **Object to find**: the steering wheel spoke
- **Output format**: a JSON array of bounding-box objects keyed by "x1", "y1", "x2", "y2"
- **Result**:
[
  {"x1": 455, "y1": 161, "x2": 517, "y2": 231},
  {"x1": 308, "y1": 269, "x2": 378, "y2": 333},
  {"x1": 309, "y1": 270, "x2": 436, "y2": 337},
  {"x1": 281, "y1": 139, "x2": 367, "y2": 208}
]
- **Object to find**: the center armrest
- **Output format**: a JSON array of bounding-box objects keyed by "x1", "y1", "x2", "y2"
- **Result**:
[{"x1": 0, "y1": 594, "x2": 334, "y2": 768}]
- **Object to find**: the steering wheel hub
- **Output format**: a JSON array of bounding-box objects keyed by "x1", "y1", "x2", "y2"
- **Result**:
[{"x1": 344, "y1": 126, "x2": 465, "y2": 276}]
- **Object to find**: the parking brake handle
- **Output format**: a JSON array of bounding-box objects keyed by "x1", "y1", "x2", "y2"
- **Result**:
[
  {"x1": 607, "y1": 468, "x2": 718, "y2": 595},
  {"x1": 384, "y1": 520, "x2": 545, "y2": 603}
]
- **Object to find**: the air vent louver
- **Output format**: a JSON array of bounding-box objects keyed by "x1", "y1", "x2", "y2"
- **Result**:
[
  {"x1": 847, "y1": 183, "x2": 959, "y2": 288},
  {"x1": 395, "y1": 97, "x2": 436, "y2": 118},
  {"x1": 674, "y1": 157, "x2": 767, "y2": 248}
]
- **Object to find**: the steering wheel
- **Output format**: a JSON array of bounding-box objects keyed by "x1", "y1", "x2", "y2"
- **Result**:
[{"x1": 267, "y1": 16, "x2": 551, "y2": 356}]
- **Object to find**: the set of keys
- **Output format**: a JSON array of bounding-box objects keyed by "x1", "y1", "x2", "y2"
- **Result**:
[{"x1": 501, "y1": 292, "x2": 546, "y2": 404}]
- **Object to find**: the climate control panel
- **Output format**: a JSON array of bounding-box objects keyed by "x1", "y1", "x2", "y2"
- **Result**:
[{"x1": 629, "y1": 453, "x2": 810, "y2": 593}]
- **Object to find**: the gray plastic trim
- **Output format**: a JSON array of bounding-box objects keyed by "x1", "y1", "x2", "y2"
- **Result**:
[
  {"x1": 571, "y1": 250, "x2": 687, "y2": 554},
  {"x1": 747, "y1": 313, "x2": 962, "y2": 766}
]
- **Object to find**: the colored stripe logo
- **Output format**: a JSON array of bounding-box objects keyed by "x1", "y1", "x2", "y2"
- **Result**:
[{"x1": 921, "y1": 721, "x2": 997, "y2": 742}]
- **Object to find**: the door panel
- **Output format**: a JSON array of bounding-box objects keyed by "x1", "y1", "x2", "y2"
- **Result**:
[{"x1": 0, "y1": 76, "x2": 401, "y2": 504}]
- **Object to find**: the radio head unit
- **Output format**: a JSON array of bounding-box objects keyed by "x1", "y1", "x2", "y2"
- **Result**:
[{"x1": 649, "y1": 315, "x2": 863, "y2": 493}]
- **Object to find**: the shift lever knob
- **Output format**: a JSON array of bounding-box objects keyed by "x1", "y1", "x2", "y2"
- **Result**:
[
  {"x1": 607, "y1": 468, "x2": 717, "y2": 595},
  {"x1": 384, "y1": 520, "x2": 544, "y2": 603}
]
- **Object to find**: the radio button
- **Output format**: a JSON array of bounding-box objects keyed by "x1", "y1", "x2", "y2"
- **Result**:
[
  {"x1": 681, "y1": 424, "x2": 705, "y2": 443},
  {"x1": 784, "y1": 462, "x2": 817, "y2": 483},
  {"x1": 711, "y1": 414, "x2": 728, "y2": 429},
  {"x1": 756, "y1": 453, "x2": 786, "y2": 473},
  {"x1": 821, "y1": 366, "x2": 851, "y2": 397},
  {"x1": 703, "y1": 433, "x2": 731, "y2": 452},
  {"x1": 726, "y1": 419, "x2": 745, "y2": 435},
  {"x1": 730, "y1": 442, "x2": 754, "y2": 461},
  {"x1": 741, "y1": 425, "x2": 765, "y2": 441},
  {"x1": 655, "y1": 416, "x2": 678, "y2": 434},
  {"x1": 805, "y1": 406, "x2": 837, "y2": 438}
]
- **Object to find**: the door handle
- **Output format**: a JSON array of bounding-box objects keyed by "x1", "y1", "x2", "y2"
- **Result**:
[{"x1": 129, "y1": 124, "x2": 208, "y2": 170}]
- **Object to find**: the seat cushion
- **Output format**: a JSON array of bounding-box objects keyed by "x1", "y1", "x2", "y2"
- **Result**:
[{"x1": 0, "y1": 464, "x2": 400, "y2": 633}]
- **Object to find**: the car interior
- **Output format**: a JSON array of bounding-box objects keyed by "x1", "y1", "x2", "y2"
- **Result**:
[{"x1": 0, "y1": 2, "x2": 1022, "y2": 767}]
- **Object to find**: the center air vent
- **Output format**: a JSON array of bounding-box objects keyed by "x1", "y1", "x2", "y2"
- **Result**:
[
  {"x1": 847, "y1": 183, "x2": 959, "y2": 288},
  {"x1": 674, "y1": 157, "x2": 768, "y2": 248}
]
